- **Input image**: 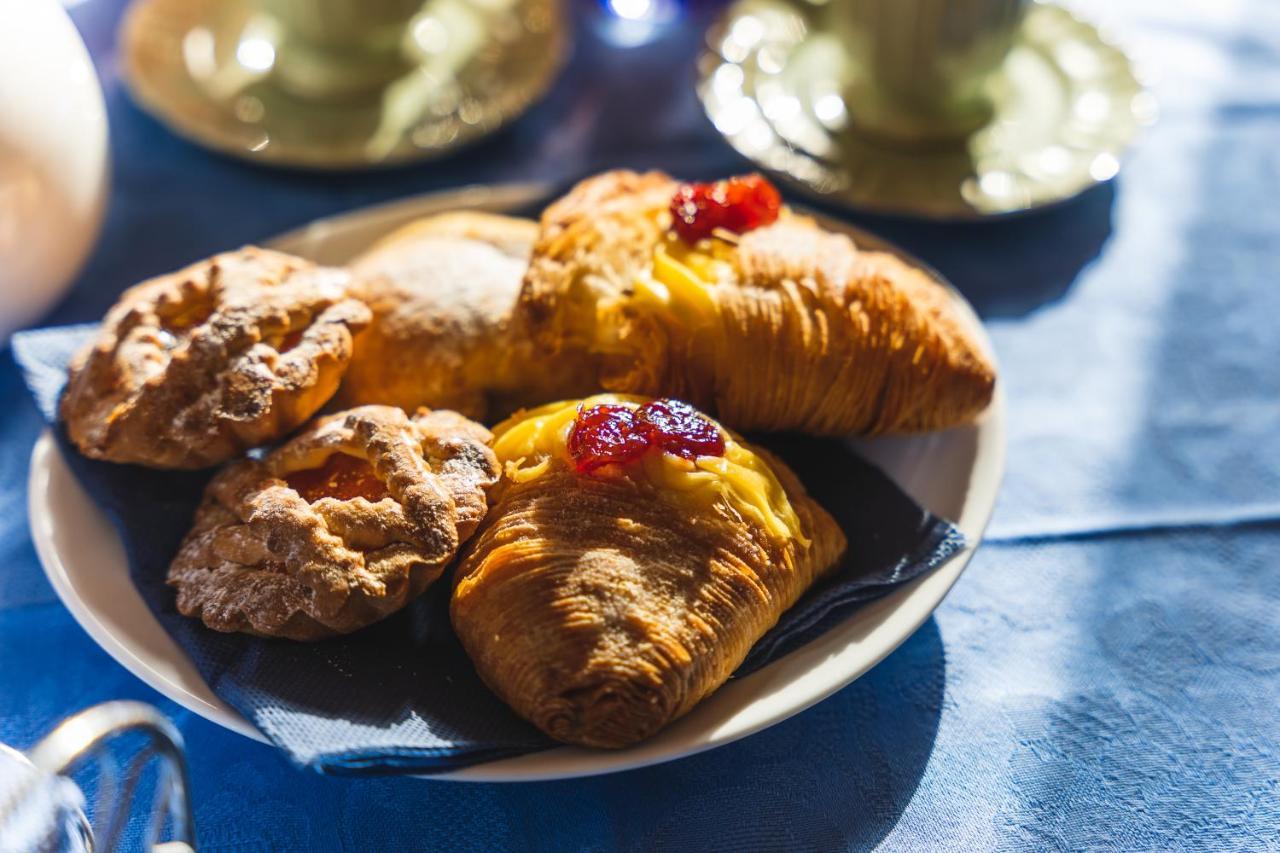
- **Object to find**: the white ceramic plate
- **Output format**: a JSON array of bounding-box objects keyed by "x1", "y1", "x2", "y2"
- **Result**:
[{"x1": 28, "y1": 184, "x2": 1005, "y2": 781}]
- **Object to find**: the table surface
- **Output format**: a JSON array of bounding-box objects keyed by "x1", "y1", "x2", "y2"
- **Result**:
[{"x1": 3, "y1": 0, "x2": 1278, "y2": 850}]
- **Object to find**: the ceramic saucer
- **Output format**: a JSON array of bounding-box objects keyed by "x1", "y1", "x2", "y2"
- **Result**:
[
  {"x1": 120, "y1": 0, "x2": 567, "y2": 169},
  {"x1": 697, "y1": 0, "x2": 1156, "y2": 218}
]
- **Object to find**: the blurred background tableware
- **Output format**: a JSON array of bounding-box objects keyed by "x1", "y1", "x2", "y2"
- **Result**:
[
  {"x1": 119, "y1": 0, "x2": 568, "y2": 168},
  {"x1": 0, "y1": 702, "x2": 193, "y2": 853},
  {"x1": 698, "y1": 0, "x2": 1157, "y2": 218},
  {"x1": 833, "y1": 0, "x2": 1026, "y2": 143},
  {"x1": 0, "y1": 0, "x2": 108, "y2": 341},
  {"x1": 0, "y1": 743, "x2": 89, "y2": 853}
]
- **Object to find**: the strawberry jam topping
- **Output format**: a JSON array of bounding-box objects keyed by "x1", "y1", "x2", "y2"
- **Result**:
[
  {"x1": 566, "y1": 404, "x2": 651, "y2": 473},
  {"x1": 668, "y1": 174, "x2": 782, "y2": 243},
  {"x1": 285, "y1": 453, "x2": 390, "y2": 503},
  {"x1": 567, "y1": 399, "x2": 726, "y2": 473},
  {"x1": 636, "y1": 398, "x2": 725, "y2": 459},
  {"x1": 278, "y1": 328, "x2": 306, "y2": 352}
]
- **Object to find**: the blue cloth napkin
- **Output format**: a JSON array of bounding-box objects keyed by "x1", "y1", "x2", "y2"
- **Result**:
[{"x1": 13, "y1": 325, "x2": 964, "y2": 776}]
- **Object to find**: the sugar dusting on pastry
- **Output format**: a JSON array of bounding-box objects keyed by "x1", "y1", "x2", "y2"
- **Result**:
[
  {"x1": 60, "y1": 247, "x2": 371, "y2": 469},
  {"x1": 167, "y1": 405, "x2": 499, "y2": 640},
  {"x1": 337, "y1": 211, "x2": 597, "y2": 418}
]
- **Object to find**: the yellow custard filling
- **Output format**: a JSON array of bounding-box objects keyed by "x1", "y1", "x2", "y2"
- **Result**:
[
  {"x1": 625, "y1": 232, "x2": 735, "y2": 325},
  {"x1": 492, "y1": 394, "x2": 808, "y2": 545},
  {"x1": 589, "y1": 231, "x2": 735, "y2": 364},
  {"x1": 585, "y1": 202, "x2": 806, "y2": 361}
]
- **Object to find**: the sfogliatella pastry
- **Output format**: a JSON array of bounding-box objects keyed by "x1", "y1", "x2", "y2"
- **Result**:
[
  {"x1": 451, "y1": 395, "x2": 846, "y2": 748},
  {"x1": 519, "y1": 171, "x2": 996, "y2": 435},
  {"x1": 169, "y1": 405, "x2": 499, "y2": 640},
  {"x1": 336, "y1": 212, "x2": 596, "y2": 420},
  {"x1": 62, "y1": 247, "x2": 371, "y2": 469}
]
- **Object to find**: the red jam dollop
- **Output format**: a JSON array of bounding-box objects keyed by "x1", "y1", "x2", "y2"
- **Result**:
[
  {"x1": 567, "y1": 399, "x2": 726, "y2": 473},
  {"x1": 278, "y1": 328, "x2": 306, "y2": 352},
  {"x1": 668, "y1": 174, "x2": 782, "y2": 243},
  {"x1": 635, "y1": 398, "x2": 725, "y2": 459},
  {"x1": 285, "y1": 453, "x2": 390, "y2": 503},
  {"x1": 565, "y1": 404, "x2": 651, "y2": 473}
]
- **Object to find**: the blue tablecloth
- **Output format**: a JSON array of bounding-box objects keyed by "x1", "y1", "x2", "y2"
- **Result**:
[{"x1": 2, "y1": 0, "x2": 1277, "y2": 849}]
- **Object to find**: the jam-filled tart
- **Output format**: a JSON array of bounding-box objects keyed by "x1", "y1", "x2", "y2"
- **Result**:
[{"x1": 168, "y1": 405, "x2": 499, "y2": 640}]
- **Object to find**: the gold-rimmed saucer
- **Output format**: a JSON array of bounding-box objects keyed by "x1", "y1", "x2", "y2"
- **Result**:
[
  {"x1": 120, "y1": 0, "x2": 567, "y2": 169},
  {"x1": 697, "y1": 0, "x2": 1156, "y2": 218}
]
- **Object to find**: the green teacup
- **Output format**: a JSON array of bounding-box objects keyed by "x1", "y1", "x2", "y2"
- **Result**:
[
  {"x1": 254, "y1": 0, "x2": 426, "y2": 101},
  {"x1": 828, "y1": 0, "x2": 1026, "y2": 143}
]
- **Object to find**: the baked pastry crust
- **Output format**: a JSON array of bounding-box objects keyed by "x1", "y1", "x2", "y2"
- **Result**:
[
  {"x1": 169, "y1": 405, "x2": 499, "y2": 640},
  {"x1": 519, "y1": 170, "x2": 997, "y2": 435},
  {"x1": 451, "y1": 396, "x2": 846, "y2": 748},
  {"x1": 62, "y1": 247, "x2": 371, "y2": 469},
  {"x1": 337, "y1": 212, "x2": 595, "y2": 419}
]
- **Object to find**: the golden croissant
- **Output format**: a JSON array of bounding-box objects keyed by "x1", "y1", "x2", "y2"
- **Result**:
[
  {"x1": 519, "y1": 171, "x2": 996, "y2": 435},
  {"x1": 451, "y1": 395, "x2": 846, "y2": 748}
]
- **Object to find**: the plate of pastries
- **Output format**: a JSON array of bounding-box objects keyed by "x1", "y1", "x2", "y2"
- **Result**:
[{"x1": 28, "y1": 172, "x2": 1003, "y2": 779}]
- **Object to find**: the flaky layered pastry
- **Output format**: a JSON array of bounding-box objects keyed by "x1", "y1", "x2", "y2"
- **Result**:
[
  {"x1": 519, "y1": 171, "x2": 996, "y2": 435},
  {"x1": 169, "y1": 405, "x2": 499, "y2": 640},
  {"x1": 62, "y1": 247, "x2": 371, "y2": 469},
  {"x1": 336, "y1": 212, "x2": 595, "y2": 420},
  {"x1": 451, "y1": 395, "x2": 846, "y2": 748}
]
